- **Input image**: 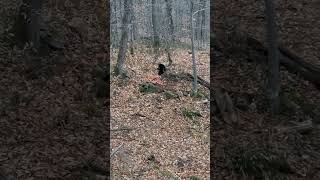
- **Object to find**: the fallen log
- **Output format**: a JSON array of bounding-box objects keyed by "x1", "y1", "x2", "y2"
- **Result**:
[
  {"x1": 164, "y1": 72, "x2": 210, "y2": 89},
  {"x1": 172, "y1": 72, "x2": 238, "y2": 124},
  {"x1": 278, "y1": 120, "x2": 316, "y2": 134},
  {"x1": 246, "y1": 36, "x2": 320, "y2": 87},
  {"x1": 214, "y1": 31, "x2": 320, "y2": 88},
  {"x1": 184, "y1": 73, "x2": 210, "y2": 89}
]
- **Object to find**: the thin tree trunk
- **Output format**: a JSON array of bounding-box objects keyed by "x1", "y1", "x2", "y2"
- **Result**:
[
  {"x1": 264, "y1": 0, "x2": 280, "y2": 114},
  {"x1": 114, "y1": 0, "x2": 132, "y2": 76},
  {"x1": 28, "y1": 0, "x2": 42, "y2": 50},
  {"x1": 174, "y1": 3, "x2": 179, "y2": 36},
  {"x1": 165, "y1": 0, "x2": 175, "y2": 42},
  {"x1": 130, "y1": 24, "x2": 134, "y2": 55},
  {"x1": 13, "y1": 0, "x2": 42, "y2": 50},
  {"x1": 152, "y1": 0, "x2": 160, "y2": 62},
  {"x1": 200, "y1": 0, "x2": 206, "y2": 49},
  {"x1": 131, "y1": 4, "x2": 136, "y2": 42},
  {"x1": 190, "y1": 1, "x2": 198, "y2": 93},
  {"x1": 196, "y1": 0, "x2": 202, "y2": 48},
  {"x1": 165, "y1": 0, "x2": 174, "y2": 65},
  {"x1": 129, "y1": 0, "x2": 135, "y2": 55},
  {"x1": 112, "y1": 0, "x2": 118, "y2": 48}
]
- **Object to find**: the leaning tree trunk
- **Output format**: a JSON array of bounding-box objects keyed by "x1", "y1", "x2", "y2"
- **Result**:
[
  {"x1": 264, "y1": 0, "x2": 280, "y2": 115},
  {"x1": 114, "y1": 0, "x2": 132, "y2": 76}
]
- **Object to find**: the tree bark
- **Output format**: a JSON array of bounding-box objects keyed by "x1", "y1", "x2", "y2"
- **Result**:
[
  {"x1": 12, "y1": 0, "x2": 42, "y2": 50},
  {"x1": 27, "y1": 0, "x2": 42, "y2": 49},
  {"x1": 199, "y1": 0, "x2": 206, "y2": 48},
  {"x1": 129, "y1": 0, "x2": 135, "y2": 55},
  {"x1": 114, "y1": 0, "x2": 132, "y2": 76},
  {"x1": 264, "y1": 0, "x2": 280, "y2": 115},
  {"x1": 190, "y1": 1, "x2": 198, "y2": 93},
  {"x1": 152, "y1": 0, "x2": 160, "y2": 61},
  {"x1": 165, "y1": 0, "x2": 175, "y2": 42},
  {"x1": 111, "y1": 0, "x2": 118, "y2": 48},
  {"x1": 165, "y1": 0, "x2": 174, "y2": 66}
]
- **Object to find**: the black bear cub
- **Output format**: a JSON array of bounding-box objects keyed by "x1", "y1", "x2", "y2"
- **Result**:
[{"x1": 158, "y1": 64, "x2": 166, "y2": 75}]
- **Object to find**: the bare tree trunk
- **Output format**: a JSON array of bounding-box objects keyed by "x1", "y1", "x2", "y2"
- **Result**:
[
  {"x1": 264, "y1": 0, "x2": 280, "y2": 115},
  {"x1": 13, "y1": 0, "x2": 42, "y2": 50},
  {"x1": 177, "y1": 7, "x2": 182, "y2": 39},
  {"x1": 28, "y1": 0, "x2": 42, "y2": 50},
  {"x1": 174, "y1": 3, "x2": 179, "y2": 35},
  {"x1": 114, "y1": 0, "x2": 132, "y2": 76},
  {"x1": 131, "y1": 3, "x2": 136, "y2": 42},
  {"x1": 152, "y1": 0, "x2": 160, "y2": 62},
  {"x1": 165, "y1": 0, "x2": 175, "y2": 42},
  {"x1": 199, "y1": 0, "x2": 206, "y2": 49},
  {"x1": 130, "y1": 24, "x2": 134, "y2": 55},
  {"x1": 111, "y1": 0, "x2": 118, "y2": 48},
  {"x1": 129, "y1": 0, "x2": 135, "y2": 55},
  {"x1": 196, "y1": 0, "x2": 202, "y2": 48},
  {"x1": 165, "y1": 0, "x2": 174, "y2": 66},
  {"x1": 190, "y1": 1, "x2": 198, "y2": 93}
]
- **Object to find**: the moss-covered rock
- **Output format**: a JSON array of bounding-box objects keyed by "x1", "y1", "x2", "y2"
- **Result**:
[
  {"x1": 164, "y1": 90, "x2": 179, "y2": 99},
  {"x1": 182, "y1": 107, "x2": 202, "y2": 119},
  {"x1": 139, "y1": 82, "x2": 159, "y2": 93}
]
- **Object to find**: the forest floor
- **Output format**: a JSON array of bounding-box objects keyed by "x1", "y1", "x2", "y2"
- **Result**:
[
  {"x1": 0, "y1": 1, "x2": 108, "y2": 179},
  {"x1": 212, "y1": 0, "x2": 320, "y2": 179},
  {"x1": 110, "y1": 48, "x2": 210, "y2": 179},
  {"x1": 211, "y1": 52, "x2": 320, "y2": 180},
  {"x1": 0, "y1": 0, "x2": 319, "y2": 179}
]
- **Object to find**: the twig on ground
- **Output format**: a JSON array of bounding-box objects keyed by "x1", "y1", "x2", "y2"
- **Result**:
[
  {"x1": 111, "y1": 127, "x2": 136, "y2": 131},
  {"x1": 111, "y1": 143, "x2": 124, "y2": 158}
]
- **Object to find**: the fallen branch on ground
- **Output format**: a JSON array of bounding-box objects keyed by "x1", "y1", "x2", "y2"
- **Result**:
[
  {"x1": 277, "y1": 120, "x2": 316, "y2": 134},
  {"x1": 110, "y1": 128, "x2": 136, "y2": 132},
  {"x1": 111, "y1": 143, "x2": 124, "y2": 158},
  {"x1": 214, "y1": 30, "x2": 320, "y2": 87}
]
